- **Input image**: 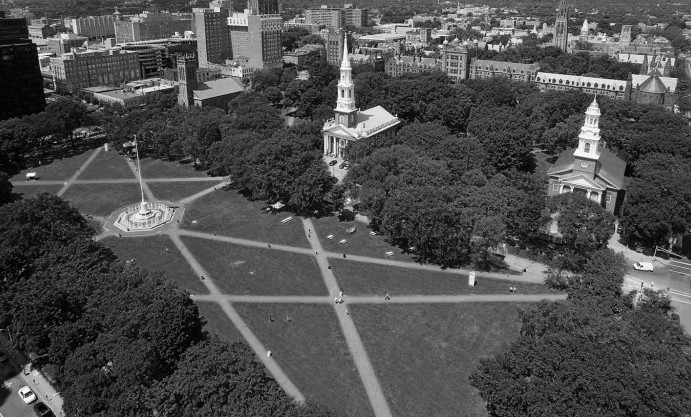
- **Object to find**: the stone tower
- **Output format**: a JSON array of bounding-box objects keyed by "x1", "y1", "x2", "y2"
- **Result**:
[
  {"x1": 554, "y1": 0, "x2": 569, "y2": 52},
  {"x1": 573, "y1": 96, "x2": 601, "y2": 177},
  {"x1": 334, "y1": 33, "x2": 358, "y2": 129},
  {"x1": 177, "y1": 56, "x2": 197, "y2": 108}
]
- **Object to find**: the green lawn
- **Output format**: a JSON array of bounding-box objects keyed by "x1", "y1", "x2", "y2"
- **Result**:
[
  {"x1": 78, "y1": 149, "x2": 133, "y2": 180},
  {"x1": 235, "y1": 303, "x2": 373, "y2": 417},
  {"x1": 11, "y1": 184, "x2": 63, "y2": 199},
  {"x1": 195, "y1": 301, "x2": 246, "y2": 344},
  {"x1": 10, "y1": 148, "x2": 97, "y2": 182},
  {"x1": 312, "y1": 216, "x2": 417, "y2": 262},
  {"x1": 352, "y1": 303, "x2": 528, "y2": 417},
  {"x1": 102, "y1": 235, "x2": 208, "y2": 294},
  {"x1": 61, "y1": 183, "x2": 140, "y2": 217},
  {"x1": 139, "y1": 157, "x2": 210, "y2": 178},
  {"x1": 330, "y1": 259, "x2": 550, "y2": 296},
  {"x1": 181, "y1": 236, "x2": 327, "y2": 296},
  {"x1": 181, "y1": 189, "x2": 310, "y2": 248},
  {"x1": 147, "y1": 180, "x2": 223, "y2": 203}
]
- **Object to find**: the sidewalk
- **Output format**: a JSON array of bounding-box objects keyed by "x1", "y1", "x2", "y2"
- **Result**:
[{"x1": 0, "y1": 334, "x2": 65, "y2": 416}]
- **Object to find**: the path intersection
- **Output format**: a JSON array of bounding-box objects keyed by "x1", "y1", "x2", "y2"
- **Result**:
[{"x1": 12, "y1": 147, "x2": 565, "y2": 417}]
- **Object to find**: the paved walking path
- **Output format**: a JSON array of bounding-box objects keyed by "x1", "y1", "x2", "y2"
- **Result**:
[
  {"x1": 56, "y1": 147, "x2": 102, "y2": 197},
  {"x1": 168, "y1": 230, "x2": 305, "y2": 402},
  {"x1": 178, "y1": 180, "x2": 230, "y2": 205},
  {"x1": 302, "y1": 218, "x2": 393, "y2": 417},
  {"x1": 13, "y1": 177, "x2": 227, "y2": 186},
  {"x1": 191, "y1": 293, "x2": 565, "y2": 304},
  {"x1": 177, "y1": 229, "x2": 313, "y2": 255}
]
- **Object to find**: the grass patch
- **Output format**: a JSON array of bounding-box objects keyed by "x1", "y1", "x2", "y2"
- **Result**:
[
  {"x1": 12, "y1": 184, "x2": 64, "y2": 198},
  {"x1": 102, "y1": 235, "x2": 208, "y2": 294},
  {"x1": 235, "y1": 303, "x2": 373, "y2": 417},
  {"x1": 139, "y1": 157, "x2": 209, "y2": 178},
  {"x1": 352, "y1": 303, "x2": 527, "y2": 417},
  {"x1": 196, "y1": 301, "x2": 245, "y2": 343},
  {"x1": 331, "y1": 259, "x2": 550, "y2": 296},
  {"x1": 182, "y1": 189, "x2": 310, "y2": 248},
  {"x1": 147, "y1": 180, "x2": 223, "y2": 203},
  {"x1": 312, "y1": 216, "x2": 416, "y2": 261},
  {"x1": 10, "y1": 149, "x2": 96, "y2": 182},
  {"x1": 78, "y1": 150, "x2": 133, "y2": 180},
  {"x1": 61, "y1": 183, "x2": 140, "y2": 217},
  {"x1": 181, "y1": 236, "x2": 326, "y2": 296}
]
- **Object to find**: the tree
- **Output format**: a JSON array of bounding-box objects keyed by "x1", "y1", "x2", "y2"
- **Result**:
[
  {"x1": 621, "y1": 154, "x2": 691, "y2": 246},
  {"x1": 0, "y1": 171, "x2": 14, "y2": 206},
  {"x1": 45, "y1": 98, "x2": 89, "y2": 148},
  {"x1": 289, "y1": 159, "x2": 338, "y2": 214}
]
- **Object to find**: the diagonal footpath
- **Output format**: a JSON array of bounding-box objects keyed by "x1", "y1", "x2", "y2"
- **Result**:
[
  {"x1": 190, "y1": 293, "x2": 565, "y2": 304},
  {"x1": 177, "y1": 229, "x2": 313, "y2": 255},
  {"x1": 178, "y1": 180, "x2": 230, "y2": 205},
  {"x1": 56, "y1": 147, "x2": 102, "y2": 197},
  {"x1": 12, "y1": 177, "x2": 228, "y2": 186},
  {"x1": 302, "y1": 218, "x2": 393, "y2": 417},
  {"x1": 167, "y1": 230, "x2": 305, "y2": 403}
]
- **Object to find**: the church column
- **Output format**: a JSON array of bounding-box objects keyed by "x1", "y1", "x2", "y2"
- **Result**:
[
  {"x1": 559, "y1": 184, "x2": 564, "y2": 194},
  {"x1": 323, "y1": 135, "x2": 329, "y2": 155},
  {"x1": 586, "y1": 190, "x2": 592, "y2": 200}
]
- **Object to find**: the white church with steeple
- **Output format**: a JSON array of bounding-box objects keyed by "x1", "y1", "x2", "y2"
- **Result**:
[
  {"x1": 547, "y1": 97, "x2": 628, "y2": 214},
  {"x1": 323, "y1": 34, "x2": 400, "y2": 180}
]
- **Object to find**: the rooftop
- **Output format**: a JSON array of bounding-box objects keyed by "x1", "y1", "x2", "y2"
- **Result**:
[{"x1": 193, "y1": 77, "x2": 244, "y2": 100}]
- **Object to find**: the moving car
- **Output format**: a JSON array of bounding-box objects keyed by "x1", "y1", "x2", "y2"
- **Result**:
[
  {"x1": 18, "y1": 386, "x2": 37, "y2": 404},
  {"x1": 633, "y1": 262, "x2": 654, "y2": 272},
  {"x1": 33, "y1": 402, "x2": 55, "y2": 417}
]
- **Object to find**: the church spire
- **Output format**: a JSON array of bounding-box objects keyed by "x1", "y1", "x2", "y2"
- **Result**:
[
  {"x1": 334, "y1": 32, "x2": 356, "y2": 126},
  {"x1": 574, "y1": 96, "x2": 601, "y2": 162}
]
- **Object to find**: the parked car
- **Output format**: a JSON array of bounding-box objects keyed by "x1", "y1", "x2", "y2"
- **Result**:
[
  {"x1": 33, "y1": 402, "x2": 55, "y2": 417},
  {"x1": 18, "y1": 386, "x2": 37, "y2": 404},
  {"x1": 633, "y1": 262, "x2": 654, "y2": 272},
  {"x1": 328, "y1": 160, "x2": 338, "y2": 166},
  {"x1": 339, "y1": 161, "x2": 349, "y2": 169}
]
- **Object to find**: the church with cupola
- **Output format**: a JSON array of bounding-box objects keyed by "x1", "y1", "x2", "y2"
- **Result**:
[
  {"x1": 547, "y1": 97, "x2": 628, "y2": 214},
  {"x1": 323, "y1": 34, "x2": 400, "y2": 180}
]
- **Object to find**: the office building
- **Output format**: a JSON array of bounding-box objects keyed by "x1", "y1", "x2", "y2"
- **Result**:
[
  {"x1": 27, "y1": 23, "x2": 56, "y2": 39},
  {"x1": 248, "y1": 0, "x2": 279, "y2": 15},
  {"x1": 51, "y1": 49, "x2": 141, "y2": 92},
  {"x1": 441, "y1": 38, "x2": 470, "y2": 83},
  {"x1": 194, "y1": 7, "x2": 231, "y2": 67},
  {"x1": 326, "y1": 29, "x2": 351, "y2": 66},
  {"x1": 305, "y1": 5, "x2": 368, "y2": 30},
  {"x1": 114, "y1": 12, "x2": 192, "y2": 43},
  {"x1": 46, "y1": 33, "x2": 89, "y2": 54},
  {"x1": 229, "y1": 2, "x2": 282, "y2": 70},
  {"x1": 120, "y1": 44, "x2": 166, "y2": 77},
  {"x1": 0, "y1": 11, "x2": 45, "y2": 120},
  {"x1": 71, "y1": 15, "x2": 116, "y2": 39}
]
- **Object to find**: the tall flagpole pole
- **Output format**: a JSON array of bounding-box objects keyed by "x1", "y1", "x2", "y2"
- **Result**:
[{"x1": 135, "y1": 135, "x2": 147, "y2": 214}]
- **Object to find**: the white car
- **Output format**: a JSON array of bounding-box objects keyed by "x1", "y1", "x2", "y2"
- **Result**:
[
  {"x1": 18, "y1": 386, "x2": 37, "y2": 404},
  {"x1": 633, "y1": 262, "x2": 654, "y2": 272}
]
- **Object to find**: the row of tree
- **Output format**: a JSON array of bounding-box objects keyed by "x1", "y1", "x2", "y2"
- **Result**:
[
  {"x1": 471, "y1": 245, "x2": 691, "y2": 415},
  {"x1": 0, "y1": 190, "x2": 338, "y2": 416}
]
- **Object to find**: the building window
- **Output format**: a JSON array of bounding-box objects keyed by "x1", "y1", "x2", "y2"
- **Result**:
[
  {"x1": 552, "y1": 183, "x2": 559, "y2": 191},
  {"x1": 584, "y1": 143, "x2": 591, "y2": 153},
  {"x1": 606, "y1": 194, "x2": 612, "y2": 203}
]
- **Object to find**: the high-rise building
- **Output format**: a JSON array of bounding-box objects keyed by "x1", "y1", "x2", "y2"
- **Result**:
[
  {"x1": 51, "y1": 49, "x2": 141, "y2": 92},
  {"x1": 553, "y1": 0, "x2": 569, "y2": 52},
  {"x1": 441, "y1": 39, "x2": 469, "y2": 83},
  {"x1": 326, "y1": 28, "x2": 351, "y2": 66},
  {"x1": 46, "y1": 33, "x2": 89, "y2": 54},
  {"x1": 0, "y1": 11, "x2": 45, "y2": 120},
  {"x1": 194, "y1": 7, "x2": 231, "y2": 67},
  {"x1": 248, "y1": 0, "x2": 279, "y2": 15},
  {"x1": 305, "y1": 6, "x2": 368, "y2": 30},
  {"x1": 71, "y1": 15, "x2": 117, "y2": 39},
  {"x1": 114, "y1": 12, "x2": 192, "y2": 43},
  {"x1": 229, "y1": 1, "x2": 282, "y2": 70}
]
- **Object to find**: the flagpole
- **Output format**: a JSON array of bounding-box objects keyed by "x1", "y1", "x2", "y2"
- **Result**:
[{"x1": 135, "y1": 135, "x2": 147, "y2": 213}]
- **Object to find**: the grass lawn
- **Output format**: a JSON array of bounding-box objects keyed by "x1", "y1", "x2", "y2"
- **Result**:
[
  {"x1": 10, "y1": 148, "x2": 96, "y2": 182},
  {"x1": 78, "y1": 149, "x2": 133, "y2": 180},
  {"x1": 330, "y1": 259, "x2": 550, "y2": 296},
  {"x1": 182, "y1": 189, "x2": 310, "y2": 248},
  {"x1": 195, "y1": 301, "x2": 245, "y2": 344},
  {"x1": 11, "y1": 184, "x2": 63, "y2": 198},
  {"x1": 147, "y1": 180, "x2": 223, "y2": 203},
  {"x1": 102, "y1": 235, "x2": 208, "y2": 294},
  {"x1": 352, "y1": 303, "x2": 528, "y2": 417},
  {"x1": 61, "y1": 183, "x2": 140, "y2": 217},
  {"x1": 181, "y1": 236, "x2": 326, "y2": 296},
  {"x1": 235, "y1": 303, "x2": 373, "y2": 417},
  {"x1": 139, "y1": 157, "x2": 209, "y2": 178},
  {"x1": 312, "y1": 216, "x2": 416, "y2": 262}
]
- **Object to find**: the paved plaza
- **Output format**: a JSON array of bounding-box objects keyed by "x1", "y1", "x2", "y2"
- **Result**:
[{"x1": 12, "y1": 146, "x2": 565, "y2": 417}]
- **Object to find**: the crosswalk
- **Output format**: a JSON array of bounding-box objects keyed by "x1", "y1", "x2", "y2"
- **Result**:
[{"x1": 670, "y1": 259, "x2": 691, "y2": 277}]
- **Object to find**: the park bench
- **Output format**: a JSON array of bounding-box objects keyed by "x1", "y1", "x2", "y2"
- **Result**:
[{"x1": 280, "y1": 217, "x2": 293, "y2": 224}]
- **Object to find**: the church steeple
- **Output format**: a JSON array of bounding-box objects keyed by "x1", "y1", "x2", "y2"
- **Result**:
[
  {"x1": 334, "y1": 33, "x2": 357, "y2": 128},
  {"x1": 574, "y1": 96, "x2": 601, "y2": 167}
]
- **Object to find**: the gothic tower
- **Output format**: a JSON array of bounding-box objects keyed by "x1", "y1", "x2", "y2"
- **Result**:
[
  {"x1": 334, "y1": 33, "x2": 358, "y2": 129},
  {"x1": 554, "y1": 0, "x2": 569, "y2": 52},
  {"x1": 177, "y1": 56, "x2": 197, "y2": 108},
  {"x1": 573, "y1": 96, "x2": 601, "y2": 176}
]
